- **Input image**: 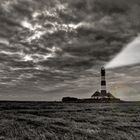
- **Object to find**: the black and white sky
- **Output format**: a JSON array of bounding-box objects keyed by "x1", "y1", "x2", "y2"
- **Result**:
[{"x1": 0, "y1": 0, "x2": 140, "y2": 101}]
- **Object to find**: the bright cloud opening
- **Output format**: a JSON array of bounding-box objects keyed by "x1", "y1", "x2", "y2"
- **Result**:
[{"x1": 105, "y1": 36, "x2": 140, "y2": 69}]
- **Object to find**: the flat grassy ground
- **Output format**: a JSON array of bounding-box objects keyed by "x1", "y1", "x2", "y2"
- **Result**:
[{"x1": 0, "y1": 102, "x2": 139, "y2": 140}]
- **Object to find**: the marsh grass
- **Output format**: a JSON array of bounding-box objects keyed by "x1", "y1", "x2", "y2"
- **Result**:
[{"x1": 0, "y1": 102, "x2": 139, "y2": 140}]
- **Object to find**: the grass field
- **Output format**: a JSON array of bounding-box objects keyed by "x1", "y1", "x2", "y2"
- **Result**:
[{"x1": 0, "y1": 102, "x2": 139, "y2": 140}]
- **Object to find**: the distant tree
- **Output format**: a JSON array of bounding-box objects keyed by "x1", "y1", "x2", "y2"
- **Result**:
[{"x1": 62, "y1": 97, "x2": 79, "y2": 102}]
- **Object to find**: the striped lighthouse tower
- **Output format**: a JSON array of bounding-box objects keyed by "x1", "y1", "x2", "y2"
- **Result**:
[{"x1": 101, "y1": 67, "x2": 107, "y2": 96}]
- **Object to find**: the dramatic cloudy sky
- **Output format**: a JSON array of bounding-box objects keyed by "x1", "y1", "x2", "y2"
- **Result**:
[{"x1": 0, "y1": 0, "x2": 140, "y2": 101}]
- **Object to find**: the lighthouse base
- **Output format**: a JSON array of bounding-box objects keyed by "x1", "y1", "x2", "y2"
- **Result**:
[
  {"x1": 62, "y1": 90, "x2": 122, "y2": 103},
  {"x1": 80, "y1": 97, "x2": 122, "y2": 103},
  {"x1": 62, "y1": 96, "x2": 122, "y2": 103}
]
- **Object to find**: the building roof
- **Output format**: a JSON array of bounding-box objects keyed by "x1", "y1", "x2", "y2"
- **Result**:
[
  {"x1": 91, "y1": 91, "x2": 115, "y2": 98},
  {"x1": 91, "y1": 91, "x2": 101, "y2": 97},
  {"x1": 106, "y1": 92, "x2": 115, "y2": 98}
]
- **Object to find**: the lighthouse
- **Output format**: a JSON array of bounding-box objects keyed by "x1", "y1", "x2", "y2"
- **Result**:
[
  {"x1": 101, "y1": 67, "x2": 107, "y2": 96},
  {"x1": 62, "y1": 66, "x2": 122, "y2": 102},
  {"x1": 91, "y1": 66, "x2": 118, "y2": 100}
]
